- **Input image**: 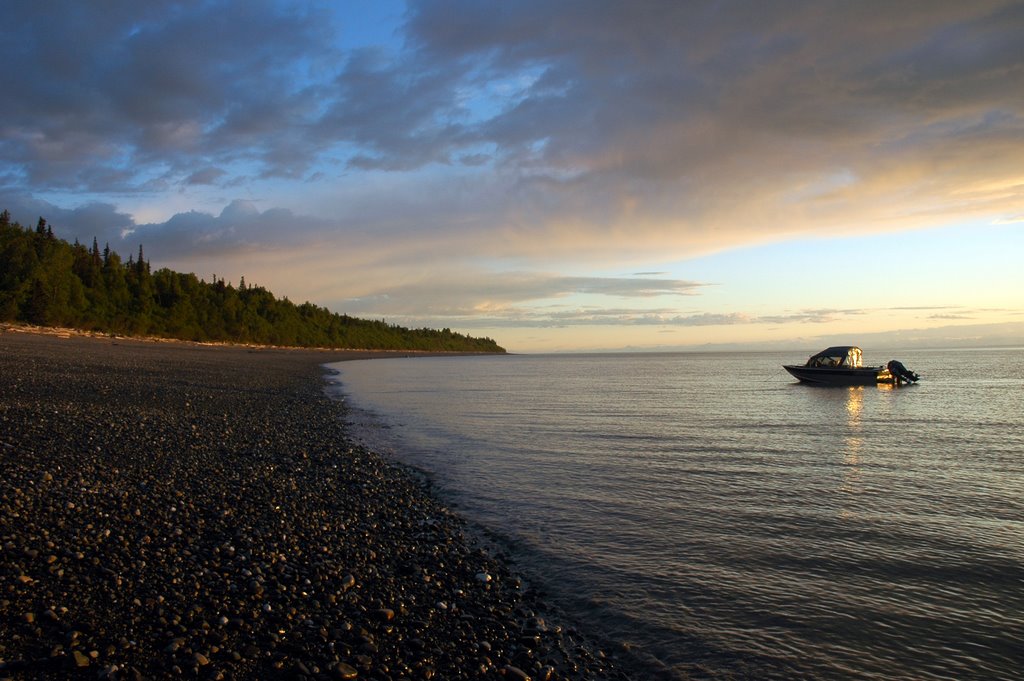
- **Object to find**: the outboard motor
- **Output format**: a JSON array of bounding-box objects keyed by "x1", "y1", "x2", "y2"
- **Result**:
[{"x1": 887, "y1": 360, "x2": 919, "y2": 384}]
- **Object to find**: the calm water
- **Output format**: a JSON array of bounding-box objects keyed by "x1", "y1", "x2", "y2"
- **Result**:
[{"x1": 325, "y1": 349, "x2": 1024, "y2": 680}]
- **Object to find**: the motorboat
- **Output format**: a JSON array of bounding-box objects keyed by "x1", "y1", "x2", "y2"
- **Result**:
[{"x1": 784, "y1": 346, "x2": 919, "y2": 386}]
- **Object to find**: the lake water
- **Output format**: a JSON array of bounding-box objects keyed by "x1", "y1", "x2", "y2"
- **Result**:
[{"x1": 325, "y1": 349, "x2": 1024, "y2": 680}]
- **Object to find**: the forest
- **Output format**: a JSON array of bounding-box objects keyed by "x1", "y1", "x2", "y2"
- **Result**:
[{"x1": 0, "y1": 210, "x2": 505, "y2": 353}]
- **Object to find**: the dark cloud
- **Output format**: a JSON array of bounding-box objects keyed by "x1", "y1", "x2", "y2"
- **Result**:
[
  {"x1": 393, "y1": 0, "x2": 1024, "y2": 241},
  {"x1": 0, "y1": 1, "x2": 337, "y2": 190},
  {"x1": 0, "y1": 192, "x2": 323, "y2": 261},
  {"x1": 123, "y1": 201, "x2": 326, "y2": 259},
  {"x1": 318, "y1": 46, "x2": 472, "y2": 171},
  {"x1": 185, "y1": 168, "x2": 228, "y2": 186},
  {"x1": 0, "y1": 196, "x2": 136, "y2": 250},
  {"x1": 6, "y1": 0, "x2": 1021, "y2": 202}
]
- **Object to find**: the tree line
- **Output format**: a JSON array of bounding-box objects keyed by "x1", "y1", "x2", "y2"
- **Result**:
[{"x1": 0, "y1": 210, "x2": 505, "y2": 353}]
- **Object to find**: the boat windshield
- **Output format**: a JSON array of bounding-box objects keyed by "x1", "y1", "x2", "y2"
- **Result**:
[{"x1": 806, "y1": 346, "x2": 863, "y2": 368}]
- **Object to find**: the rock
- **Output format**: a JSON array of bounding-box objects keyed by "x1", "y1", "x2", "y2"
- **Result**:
[
  {"x1": 503, "y1": 665, "x2": 531, "y2": 680},
  {"x1": 0, "y1": 333, "x2": 630, "y2": 681},
  {"x1": 334, "y1": 661, "x2": 359, "y2": 678}
]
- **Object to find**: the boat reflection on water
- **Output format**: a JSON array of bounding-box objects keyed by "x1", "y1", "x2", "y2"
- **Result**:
[
  {"x1": 784, "y1": 346, "x2": 919, "y2": 386},
  {"x1": 840, "y1": 387, "x2": 864, "y2": 502}
]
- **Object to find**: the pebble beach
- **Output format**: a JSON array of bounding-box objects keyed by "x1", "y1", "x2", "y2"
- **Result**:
[{"x1": 0, "y1": 329, "x2": 629, "y2": 681}]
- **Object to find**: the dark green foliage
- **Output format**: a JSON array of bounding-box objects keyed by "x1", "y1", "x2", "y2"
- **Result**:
[{"x1": 0, "y1": 212, "x2": 505, "y2": 353}]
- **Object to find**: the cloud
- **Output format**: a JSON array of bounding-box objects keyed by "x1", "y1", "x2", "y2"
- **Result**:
[
  {"x1": 458, "y1": 310, "x2": 754, "y2": 330},
  {"x1": 758, "y1": 309, "x2": 867, "y2": 325},
  {"x1": 321, "y1": 0, "x2": 1024, "y2": 264},
  {"x1": 124, "y1": 201, "x2": 339, "y2": 259},
  {"x1": 1, "y1": 1, "x2": 1023, "y2": 349},
  {"x1": 0, "y1": 193, "x2": 332, "y2": 261},
  {"x1": 185, "y1": 168, "x2": 228, "y2": 186},
  {"x1": 0, "y1": 195, "x2": 136, "y2": 248},
  {"x1": 318, "y1": 46, "x2": 473, "y2": 171},
  {"x1": 4, "y1": 3, "x2": 1021, "y2": 219},
  {"x1": 340, "y1": 272, "x2": 705, "y2": 318},
  {"x1": 929, "y1": 314, "x2": 974, "y2": 320},
  {"x1": 0, "y1": 1, "x2": 338, "y2": 190}
]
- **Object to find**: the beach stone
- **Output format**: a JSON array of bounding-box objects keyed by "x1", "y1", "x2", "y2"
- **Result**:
[
  {"x1": 334, "y1": 661, "x2": 359, "y2": 678},
  {"x1": 503, "y1": 665, "x2": 531, "y2": 680},
  {"x1": 0, "y1": 331, "x2": 631, "y2": 681}
]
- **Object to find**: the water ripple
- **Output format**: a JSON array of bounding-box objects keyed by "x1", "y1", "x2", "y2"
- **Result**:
[{"x1": 331, "y1": 349, "x2": 1024, "y2": 680}]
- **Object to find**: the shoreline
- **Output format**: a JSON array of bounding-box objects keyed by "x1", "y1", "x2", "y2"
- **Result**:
[
  {"x1": 0, "y1": 322, "x2": 505, "y2": 358},
  {"x1": 0, "y1": 330, "x2": 625, "y2": 680}
]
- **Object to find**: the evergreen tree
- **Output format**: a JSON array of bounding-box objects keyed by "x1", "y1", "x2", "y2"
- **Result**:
[{"x1": 0, "y1": 209, "x2": 506, "y2": 352}]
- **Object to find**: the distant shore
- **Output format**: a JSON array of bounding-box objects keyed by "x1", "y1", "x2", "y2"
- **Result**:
[{"x1": 0, "y1": 329, "x2": 625, "y2": 680}]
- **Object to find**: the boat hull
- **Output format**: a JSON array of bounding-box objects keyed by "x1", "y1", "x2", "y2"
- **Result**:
[{"x1": 783, "y1": 364, "x2": 888, "y2": 386}]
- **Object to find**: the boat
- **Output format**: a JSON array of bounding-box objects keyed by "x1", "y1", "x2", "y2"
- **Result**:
[{"x1": 783, "y1": 346, "x2": 919, "y2": 386}]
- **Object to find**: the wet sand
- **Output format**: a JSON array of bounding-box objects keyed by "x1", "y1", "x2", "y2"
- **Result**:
[{"x1": 0, "y1": 329, "x2": 628, "y2": 680}]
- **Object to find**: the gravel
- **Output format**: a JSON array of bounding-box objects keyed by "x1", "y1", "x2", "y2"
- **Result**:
[{"x1": 0, "y1": 329, "x2": 630, "y2": 681}]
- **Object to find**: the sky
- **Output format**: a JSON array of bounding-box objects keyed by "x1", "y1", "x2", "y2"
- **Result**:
[{"x1": 2, "y1": 0, "x2": 1022, "y2": 353}]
